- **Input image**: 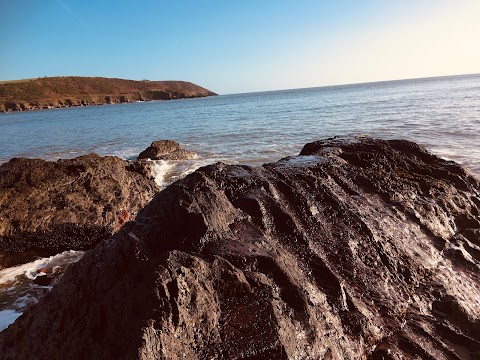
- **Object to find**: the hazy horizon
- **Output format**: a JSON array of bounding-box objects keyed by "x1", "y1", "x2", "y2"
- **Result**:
[
  {"x1": 2, "y1": 72, "x2": 479, "y2": 96},
  {"x1": 1, "y1": 0, "x2": 479, "y2": 94}
]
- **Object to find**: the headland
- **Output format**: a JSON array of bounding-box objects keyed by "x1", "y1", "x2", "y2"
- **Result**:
[{"x1": 0, "y1": 76, "x2": 217, "y2": 112}]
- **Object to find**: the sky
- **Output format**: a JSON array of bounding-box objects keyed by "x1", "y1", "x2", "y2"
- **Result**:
[{"x1": 1, "y1": 0, "x2": 479, "y2": 94}]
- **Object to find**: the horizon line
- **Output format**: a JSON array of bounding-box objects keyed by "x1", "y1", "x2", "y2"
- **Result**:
[
  {"x1": 1, "y1": 72, "x2": 478, "y2": 96},
  {"x1": 221, "y1": 72, "x2": 480, "y2": 96}
]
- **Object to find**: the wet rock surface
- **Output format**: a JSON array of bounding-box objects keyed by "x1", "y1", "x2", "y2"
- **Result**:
[
  {"x1": 0, "y1": 136, "x2": 479, "y2": 359},
  {"x1": 32, "y1": 265, "x2": 65, "y2": 286},
  {"x1": 138, "y1": 140, "x2": 197, "y2": 161},
  {"x1": 0, "y1": 154, "x2": 158, "y2": 268}
]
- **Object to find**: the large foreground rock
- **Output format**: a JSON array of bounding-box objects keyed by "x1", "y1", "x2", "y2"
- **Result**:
[
  {"x1": 0, "y1": 154, "x2": 158, "y2": 268},
  {"x1": 1, "y1": 136, "x2": 479, "y2": 359}
]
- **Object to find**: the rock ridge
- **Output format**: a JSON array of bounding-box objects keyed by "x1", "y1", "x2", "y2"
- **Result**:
[{"x1": 0, "y1": 136, "x2": 479, "y2": 359}]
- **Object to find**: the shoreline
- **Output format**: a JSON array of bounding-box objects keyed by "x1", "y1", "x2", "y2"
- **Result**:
[
  {"x1": 0, "y1": 93, "x2": 215, "y2": 113},
  {"x1": 0, "y1": 76, "x2": 217, "y2": 113}
]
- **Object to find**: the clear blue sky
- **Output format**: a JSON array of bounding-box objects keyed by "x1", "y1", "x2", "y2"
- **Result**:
[{"x1": 1, "y1": 0, "x2": 479, "y2": 94}]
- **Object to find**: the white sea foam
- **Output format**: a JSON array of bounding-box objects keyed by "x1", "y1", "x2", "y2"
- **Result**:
[
  {"x1": 0, "y1": 250, "x2": 85, "y2": 286},
  {"x1": 0, "y1": 250, "x2": 85, "y2": 332},
  {"x1": 150, "y1": 160, "x2": 175, "y2": 188},
  {"x1": 145, "y1": 157, "x2": 215, "y2": 190}
]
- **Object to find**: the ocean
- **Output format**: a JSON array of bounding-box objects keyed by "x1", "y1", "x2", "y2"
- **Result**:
[
  {"x1": 0, "y1": 73, "x2": 479, "y2": 331},
  {"x1": 1, "y1": 74, "x2": 479, "y2": 176}
]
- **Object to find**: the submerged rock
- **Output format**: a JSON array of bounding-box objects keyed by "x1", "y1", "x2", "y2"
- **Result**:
[
  {"x1": 0, "y1": 154, "x2": 158, "y2": 268},
  {"x1": 32, "y1": 266, "x2": 64, "y2": 286},
  {"x1": 0, "y1": 136, "x2": 479, "y2": 359},
  {"x1": 138, "y1": 140, "x2": 196, "y2": 160}
]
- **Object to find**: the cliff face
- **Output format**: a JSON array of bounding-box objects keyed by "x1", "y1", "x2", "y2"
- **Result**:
[
  {"x1": 0, "y1": 77, "x2": 217, "y2": 112},
  {"x1": 1, "y1": 137, "x2": 479, "y2": 359}
]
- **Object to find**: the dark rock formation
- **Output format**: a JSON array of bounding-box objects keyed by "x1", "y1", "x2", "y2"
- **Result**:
[
  {"x1": 32, "y1": 265, "x2": 65, "y2": 286},
  {"x1": 1, "y1": 136, "x2": 479, "y2": 359},
  {"x1": 0, "y1": 154, "x2": 158, "y2": 268},
  {"x1": 138, "y1": 140, "x2": 197, "y2": 161}
]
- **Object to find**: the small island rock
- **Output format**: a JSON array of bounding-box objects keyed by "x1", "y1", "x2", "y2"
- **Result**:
[{"x1": 137, "y1": 140, "x2": 196, "y2": 160}]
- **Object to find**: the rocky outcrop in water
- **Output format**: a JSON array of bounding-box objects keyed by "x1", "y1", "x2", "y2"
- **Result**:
[
  {"x1": 1, "y1": 136, "x2": 479, "y2": 359},
  {"x1": 0, "y1": 154, "x2": 158, "y2": 268},
  {"x1": 138, "y1": 140, "x2": 197, "y2": 161}
]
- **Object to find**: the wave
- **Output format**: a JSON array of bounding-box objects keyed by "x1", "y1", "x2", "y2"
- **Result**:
[
  {"x1": 150, "y1": 160, "x2": 175, "y2": 188},
  {"x1": 0, "y1": 250, "x2": 85, "y2": 332},
  {"x1": 0, "y1": 250, "x2": 84, "y2": 287}
]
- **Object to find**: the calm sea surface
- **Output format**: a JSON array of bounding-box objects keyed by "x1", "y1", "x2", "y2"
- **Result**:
[
  {"x1": 1, "y1": 74, "x2": 480, "y2": 330},
  {"x1": 1, "y1": 74, "x2": 479, "y2": 176}
]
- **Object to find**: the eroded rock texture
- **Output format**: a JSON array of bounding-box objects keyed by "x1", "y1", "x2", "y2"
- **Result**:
[
  {"x1": 0, "y1": 154, "x2": 158, "y2": 268},
  {"x1": 1, "y1": 136, "x2": 479, "y2": 359}
]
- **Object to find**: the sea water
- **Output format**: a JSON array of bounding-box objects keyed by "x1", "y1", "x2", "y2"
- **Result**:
[
  {"x1": 1, "y1": 74, "x2": 479, "y2": 175},
  {"x1": 0, "y1": 74, "x2": 479, "y2": 331},
  {"x1": 0, "y1": 250, "x2": 84, "y2": 331}
]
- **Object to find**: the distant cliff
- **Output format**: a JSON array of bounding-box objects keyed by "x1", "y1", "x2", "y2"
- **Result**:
[{"x1": 0, "y1": 76, "x2": 217, "y2": 112}]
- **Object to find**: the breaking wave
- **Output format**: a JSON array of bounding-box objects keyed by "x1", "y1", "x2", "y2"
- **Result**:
[{"x1": 0, "y1": 250, "x2": 84, "y2": 332}]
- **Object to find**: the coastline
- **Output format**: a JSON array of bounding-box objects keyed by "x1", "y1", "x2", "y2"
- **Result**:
[
  {"x1": 0, "y1": 95, "x2": 212, "y2": 113},
  {"x1": 0, "y1": 76, "x2": 217, "y2": 113}
]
